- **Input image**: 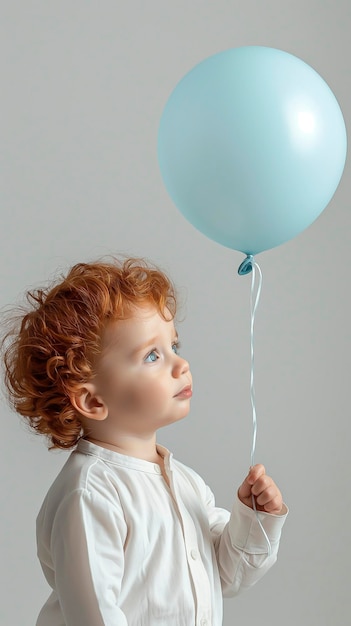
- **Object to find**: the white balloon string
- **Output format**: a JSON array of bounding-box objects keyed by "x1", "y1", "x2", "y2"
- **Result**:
[
  {"x1": 249, "y1": 260, "x2": 272, "y2": 556},
  {"x1": 250, "y1": 261, "x2": 262, "y2": 468}
]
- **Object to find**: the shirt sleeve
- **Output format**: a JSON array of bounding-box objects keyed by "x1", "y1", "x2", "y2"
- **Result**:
[
  {"x1": 206, "y1": 487, "x2": 288, "y2": 597},
  {"x1": 50, "y1": 488, "x2": 129, "y2": 626}
]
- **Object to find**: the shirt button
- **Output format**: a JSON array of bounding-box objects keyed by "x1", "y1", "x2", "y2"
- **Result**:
[
  {"x1": 190, "y1": 549, "x2": 198, "y2": 560},
  {"x1": 154, "y1": 464, "x2": 161, "y2": 474},
  {"x1": 200, "y1": 620, "x2": 208, "y2": 626}
]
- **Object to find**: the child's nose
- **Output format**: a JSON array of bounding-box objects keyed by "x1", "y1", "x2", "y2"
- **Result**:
[{"x1": 172, "y1": 355, "x2": 190, "y2": 377}]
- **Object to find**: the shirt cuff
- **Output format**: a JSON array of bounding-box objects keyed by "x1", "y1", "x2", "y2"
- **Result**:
[{"x1": 228, "y1": 494, "x2": 289, "y2": 554}]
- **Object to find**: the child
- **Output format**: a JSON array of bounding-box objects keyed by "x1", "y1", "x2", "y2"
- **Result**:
[{"x1": 2, "y1": 257, "x2": 287, "y2": 626}]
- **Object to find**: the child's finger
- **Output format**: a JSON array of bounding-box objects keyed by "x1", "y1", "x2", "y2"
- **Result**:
[
  {"x1": 258, "y1": 490, "x2": 283, "y2": 514},
  {"x1": 247, "y1": 463, "x2": 266, "y2": 485},
  {"x1": 238, "y1": 475, "x2": 252, "y2": 501},
  {"x1": 251, "y1": 473, "x2": 271, "y2": 496},
  {"x1": 238, "y1": 464, "x2": 266, "y2": 502},
  {"x1": 255, "y1": 485, "x2": 278, "y2": 507}
]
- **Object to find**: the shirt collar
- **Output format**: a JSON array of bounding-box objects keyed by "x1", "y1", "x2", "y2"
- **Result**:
[{"x1": 76, "y1": 439, "x2": 173, "y2": 474}]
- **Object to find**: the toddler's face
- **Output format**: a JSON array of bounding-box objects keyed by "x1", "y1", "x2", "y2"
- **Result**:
[{"x1": 92, "y1": 304, "x2": 192, "y2": 435}]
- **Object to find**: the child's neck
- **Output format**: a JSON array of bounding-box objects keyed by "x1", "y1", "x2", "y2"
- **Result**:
[{"x1": 85, "y1": 434, "x2": 160, "y2": 464}]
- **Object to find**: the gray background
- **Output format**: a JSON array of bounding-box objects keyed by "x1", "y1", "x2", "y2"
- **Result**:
[{"x1": 1, "y1": 1, "x2": 350, "y2": 625}]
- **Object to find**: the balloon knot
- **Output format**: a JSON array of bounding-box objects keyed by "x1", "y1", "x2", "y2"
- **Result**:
[{"x1": 238, "y1": 255, "x2": 254, "y2": 275}]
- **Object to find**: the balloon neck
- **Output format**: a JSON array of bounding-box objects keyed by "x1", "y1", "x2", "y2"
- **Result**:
[{"x1": 238, "y1": 255, "x2": 254, "y2": 275}]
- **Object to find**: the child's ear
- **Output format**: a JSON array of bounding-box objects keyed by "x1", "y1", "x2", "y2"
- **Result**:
[{"x1": 70, "y1": 383, "x2": 108, "y2": 421}]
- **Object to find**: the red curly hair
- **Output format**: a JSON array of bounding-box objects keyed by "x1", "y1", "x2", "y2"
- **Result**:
[{"x1": 2, "y1": 258, "x2": 177, "y2": 450}]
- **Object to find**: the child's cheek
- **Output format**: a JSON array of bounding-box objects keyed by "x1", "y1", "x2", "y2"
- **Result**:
[
  {"x1": 114, "y1": 381, "x2": 151, "y2": 413},
  {"x1": 117, "y1": 390, "x2": 137, "y2": 411}
]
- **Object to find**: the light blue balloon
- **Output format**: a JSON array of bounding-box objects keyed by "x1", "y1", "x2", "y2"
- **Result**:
[{"x1": 158, "y1": 46, "x2": 347, "y2": 255}]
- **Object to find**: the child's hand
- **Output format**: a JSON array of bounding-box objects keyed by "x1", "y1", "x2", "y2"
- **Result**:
[{"x1": 238, "y1": 464, "x2": 283, "y2": 515}]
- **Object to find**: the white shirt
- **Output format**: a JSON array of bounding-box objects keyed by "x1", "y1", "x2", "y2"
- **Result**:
[{"x1": 36, "y1": 440, "x2": 287, "y2": 626}]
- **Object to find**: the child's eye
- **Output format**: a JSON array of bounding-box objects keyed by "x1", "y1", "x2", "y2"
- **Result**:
[
  {"x1": 172, "y1": 342, "x2": 181, "y2": 355},
  {"x1": 144, "y1": 350, "x2": 159, "y2": 363}
]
